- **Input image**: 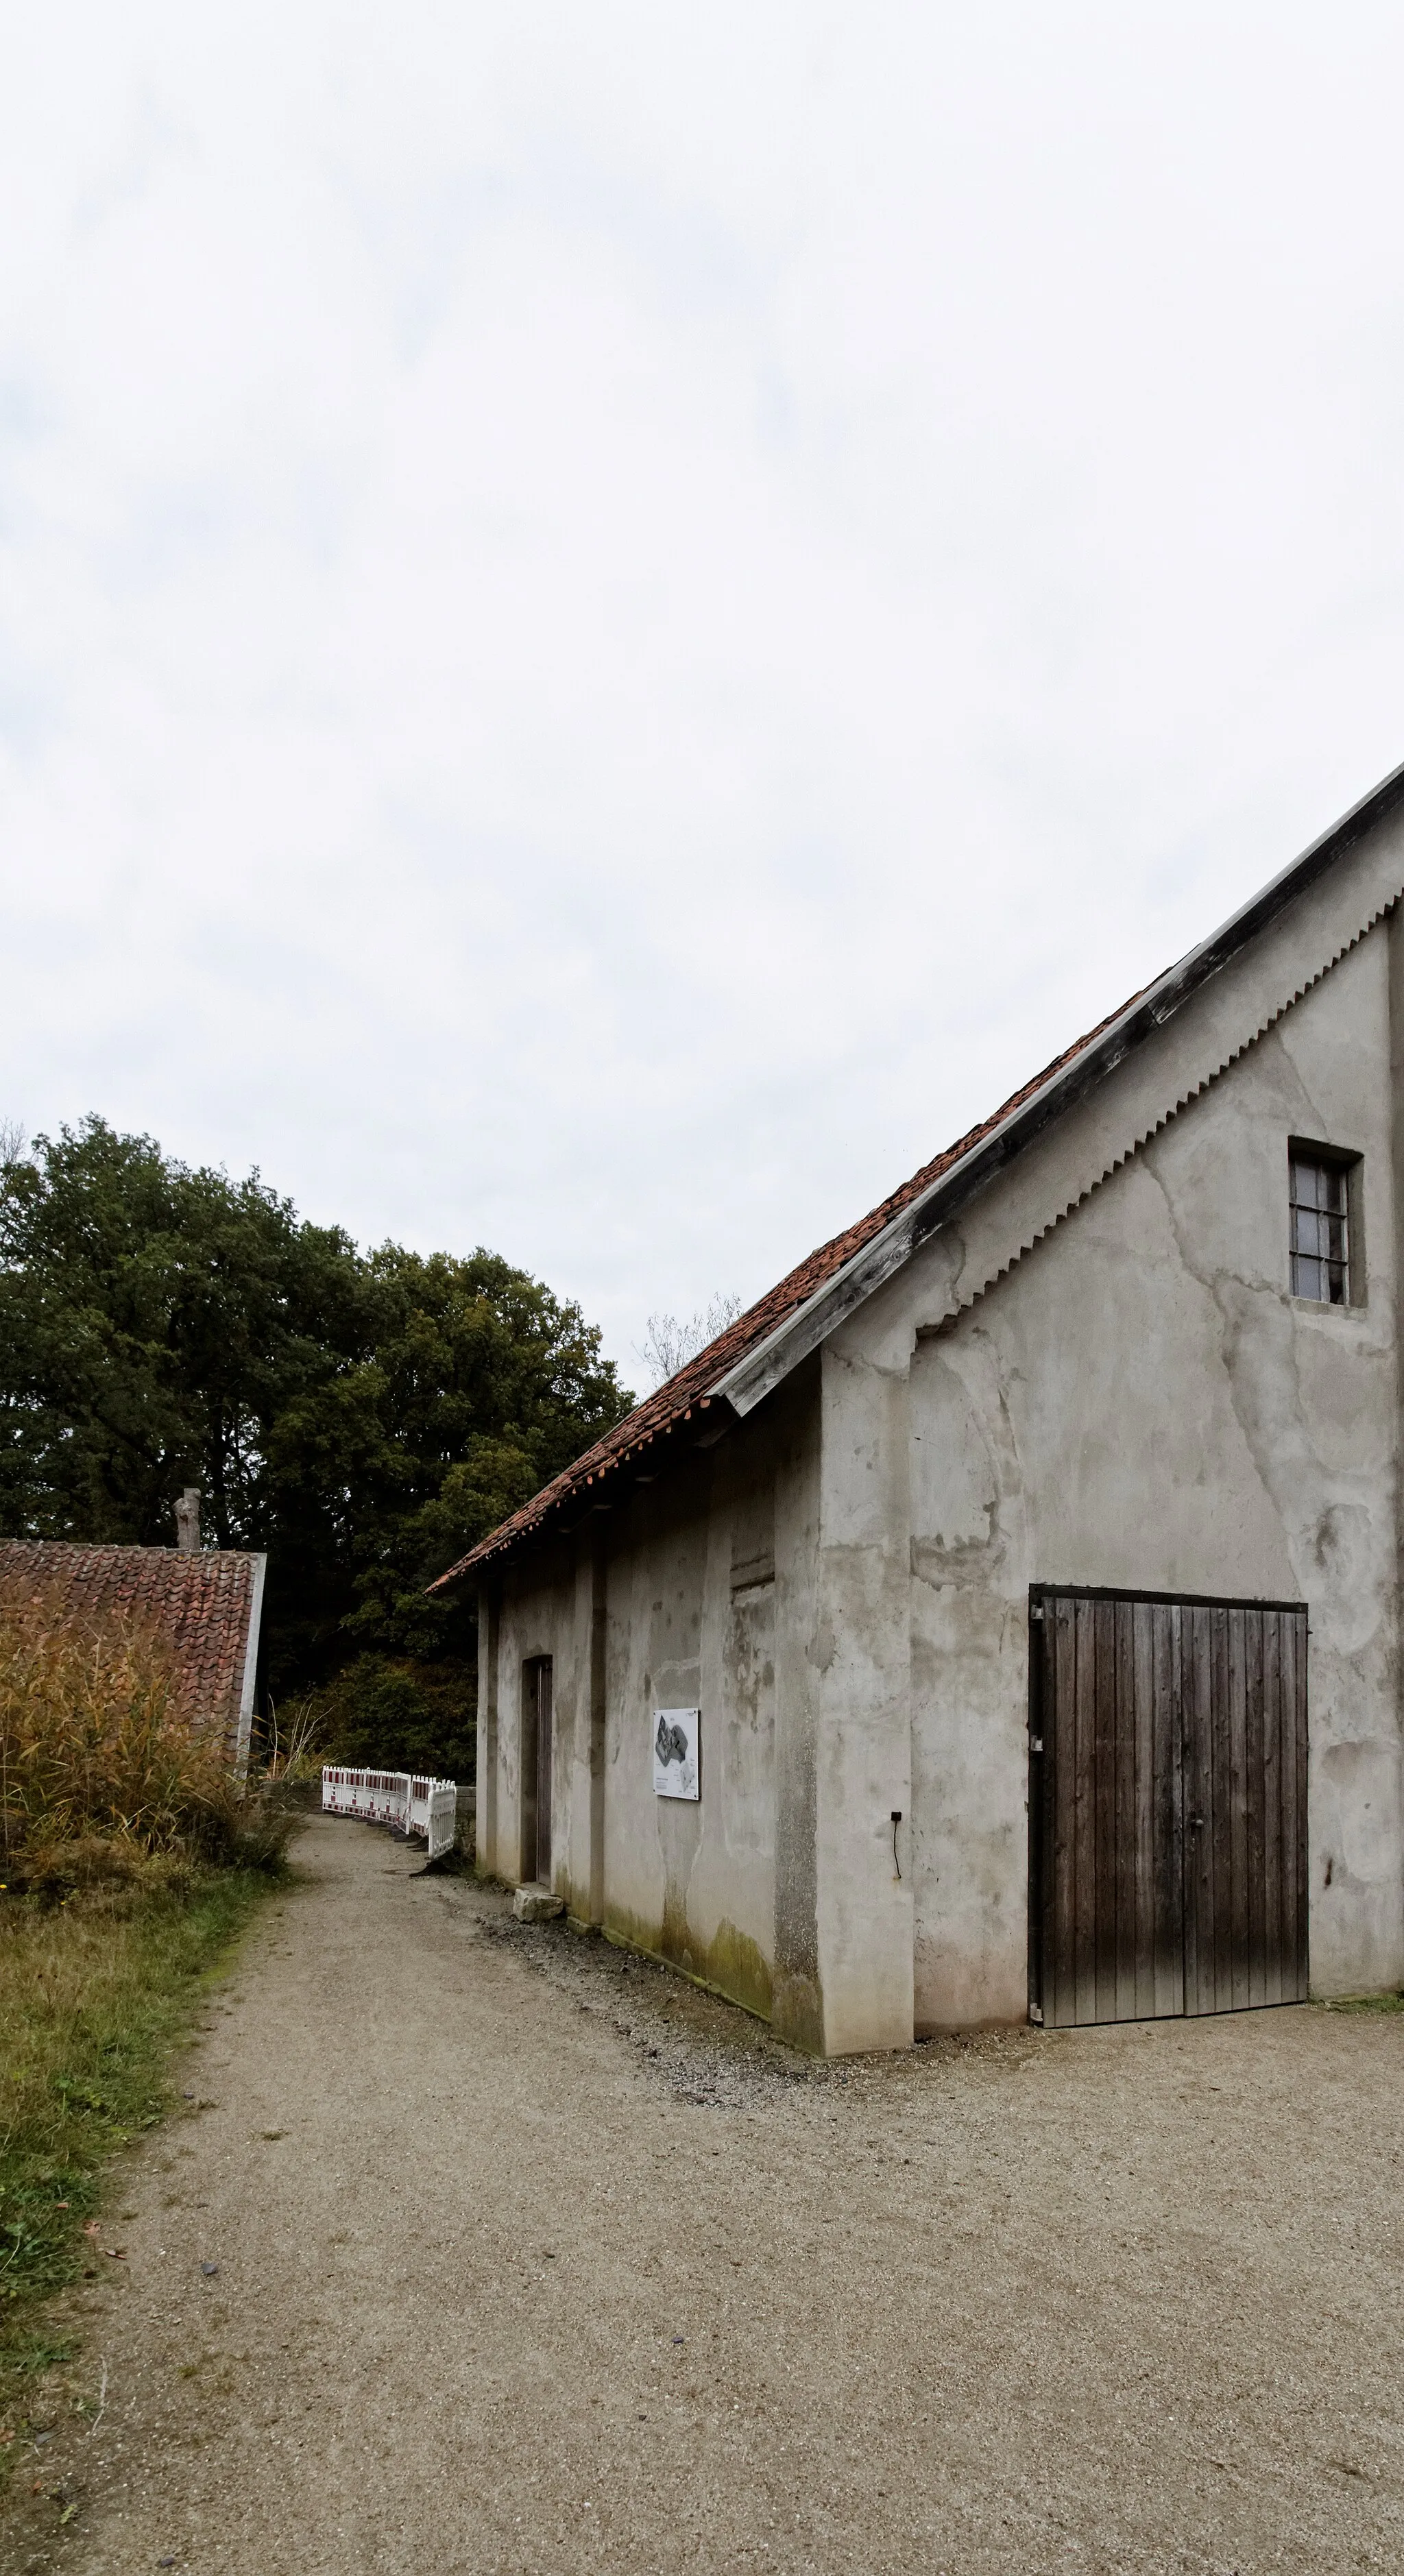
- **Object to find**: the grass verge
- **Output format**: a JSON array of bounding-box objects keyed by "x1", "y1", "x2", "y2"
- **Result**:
[{"x1": 0, "y1": 1864, "x2": 276, "y2": 2385}]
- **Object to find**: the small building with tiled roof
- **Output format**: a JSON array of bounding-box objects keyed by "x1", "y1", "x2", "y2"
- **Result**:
[
  {"x1": 436, "y1": 761, "x2": 1404, "y2": 2052},
  {"x1": 0, "y1": 1504, "x2": 266, "y2": 1769}
]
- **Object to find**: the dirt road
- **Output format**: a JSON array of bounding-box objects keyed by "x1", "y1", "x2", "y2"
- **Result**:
[{"x1": 10, "y1": 1813, "x2": 1404, "y2": 2574}]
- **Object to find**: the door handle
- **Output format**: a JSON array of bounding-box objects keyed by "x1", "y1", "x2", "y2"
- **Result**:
[{"x1": 1187, "y1": 1812, "x2": 1205, "y2": 1830}]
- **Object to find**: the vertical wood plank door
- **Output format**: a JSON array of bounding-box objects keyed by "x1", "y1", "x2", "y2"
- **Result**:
[
  {"x1": 520, "y1": 1660, "x2": 540, "y2": 1886},
  {"x1": 520, "y1": 1655, "x2": 555, "y2": 1886},
  {"x1": 535, "y1": 1659, "x2": 554, "y2": 1882},
  {"x1": 1033, "y1": 1589, "x2": 1307, "y2": 2028}
]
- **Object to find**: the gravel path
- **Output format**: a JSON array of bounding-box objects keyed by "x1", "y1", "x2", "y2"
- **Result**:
[{"x1": 9, "y1": 1812, "x2": 1404, "y2": 2575}]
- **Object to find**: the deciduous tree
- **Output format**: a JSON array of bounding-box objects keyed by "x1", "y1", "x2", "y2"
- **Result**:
[{"x1": 0, "y1": 1119, "x2": 633, "y2": 1753}]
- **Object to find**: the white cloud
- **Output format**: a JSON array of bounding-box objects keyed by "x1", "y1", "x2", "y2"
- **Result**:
[{"x1": 3, "y1": 1, "x2": 1404, "y2": 1374}]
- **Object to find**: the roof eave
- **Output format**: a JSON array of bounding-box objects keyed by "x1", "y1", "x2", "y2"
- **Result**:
[
  {"x1": 713, "y1": 753, "x2": 1404, "y2": 1416},
  {"x1": 432, "y1": 751, "x2": 1404, "y2": 1580},
  {"x1": 429, "y1": 1389, "x2": 734, "y2": 1588}
]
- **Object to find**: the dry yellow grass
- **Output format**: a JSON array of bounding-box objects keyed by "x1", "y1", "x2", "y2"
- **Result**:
[
  {"x1": 0, "y1": 1587, "x2": 236, "y2": 1884},
  {"x1": 0, "y1": 1588, "x2": 288, "y2": 2398}
]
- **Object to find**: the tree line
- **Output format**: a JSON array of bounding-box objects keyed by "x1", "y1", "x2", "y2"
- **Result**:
[{"x1": 0, "y1": 1118, "x2": 634, "y2": 1776}]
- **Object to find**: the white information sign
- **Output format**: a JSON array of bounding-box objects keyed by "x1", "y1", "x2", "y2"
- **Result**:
[{"x1": 653, "y1": 1706, "x2": 701, "y2": 1801}]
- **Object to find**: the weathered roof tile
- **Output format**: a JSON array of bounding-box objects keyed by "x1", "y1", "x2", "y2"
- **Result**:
[
  {"x1": 432, "y1": 995, "x2": 1132, "y2": 1585},
  {"x1": 0, "y1": 1543, "x2": 263, "y2": 1754}
]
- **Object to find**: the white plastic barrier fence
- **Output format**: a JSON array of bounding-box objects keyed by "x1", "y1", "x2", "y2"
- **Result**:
[{"x1": 322, "y1": 1767, "x2": 459, "y2": 1861}]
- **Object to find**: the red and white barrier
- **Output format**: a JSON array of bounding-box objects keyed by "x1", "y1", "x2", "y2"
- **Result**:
[{"x1": 322, "y1": 1767, "x2": 459, "y2": 1862}]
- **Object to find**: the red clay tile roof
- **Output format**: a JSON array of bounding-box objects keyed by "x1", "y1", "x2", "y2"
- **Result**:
[
  {"x1": 435, "y1": 752, "x2": 1404, "y2": 1587},
  {"x1": 431, "y1": 993, "x2": 1135, "y2": 1588},
  {"x1": 0, "y1": 1543, "x2": 264, "y2": 1755}
]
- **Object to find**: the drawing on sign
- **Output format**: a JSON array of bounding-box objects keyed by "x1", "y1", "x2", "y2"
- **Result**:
[{"x1": 653, "y1": 1706, "x2": 700, "y2": 1800}]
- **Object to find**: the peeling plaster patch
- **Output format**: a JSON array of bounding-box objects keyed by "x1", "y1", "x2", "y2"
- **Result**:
[
  {"x1": 1309, "y1": 1507, "x2": 1381, "y2": 1656},
  {"x1": 1322, "y1": 1739, "x2": 1401, "y2": 1887},
  {"x1": 1139, "y1": 1159, "x2": 1322, "y2": 1564},
  {"x1": 910, "y1": 1328, "x2": 1026, "y2": 1595},
  {"x1": 721, "y1": 1589, "x2": 774, "y2": 1859},
  {"x1": 910, "y1": 1350, "x2": 1002, "y2": 1577},
  {"x1": 1143, "y1": 1161, "x2": 1388, "y2": 1666}
]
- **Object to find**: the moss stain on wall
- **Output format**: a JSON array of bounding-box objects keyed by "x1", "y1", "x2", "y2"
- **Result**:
[{"x1": 599, "y1": 1901, "x2": 775, "y2": 2024}]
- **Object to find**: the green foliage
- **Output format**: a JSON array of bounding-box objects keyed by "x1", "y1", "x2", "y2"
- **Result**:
[
  {"x1": 0, "y1": 1117, "x2": 364, "y2": 1556},
  {"x1": 0, "y1": 1866, "x2": 273, "y2": 2370},
  {"x1": 0, "y1": 1119, "x2": 635, "y2": 1758},
  {"x1": 285, "y1": 1242, "x2": 625, "y2": 1668},
  {"x1": 309, "y1": 1655, "x2": 474, "y2": 1780}
]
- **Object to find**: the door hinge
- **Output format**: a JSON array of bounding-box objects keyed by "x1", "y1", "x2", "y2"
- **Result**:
[
  {"x1": 1030, "y1": 1603, "x2": 1046, "y2": 1623},
  {"x1": 1029, "y1": 2002, "x2": 1044, "y2": 2025},
  {"x1": 1029, "y1": 1736, "x2": 1043, "y2": 1754}
]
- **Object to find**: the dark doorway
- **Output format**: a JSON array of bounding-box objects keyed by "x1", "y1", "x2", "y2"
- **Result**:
[
  {"x1": 520, "y1": 1657, "x2": 553, "y2": 1887},
  {"x1": 1030, "y1": 1588, "x2": 1308, "y2": 2027}
]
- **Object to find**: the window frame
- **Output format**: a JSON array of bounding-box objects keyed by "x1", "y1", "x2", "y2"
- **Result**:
[{"x1": 1287, "y1": 1138, "x2": 1364, "y2": 1310}]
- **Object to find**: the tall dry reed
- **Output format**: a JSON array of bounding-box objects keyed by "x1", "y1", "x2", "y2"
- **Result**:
[
  {"x1": 258, "y1": 1693, "x2": 324, "y2": 1786},
  {"x1": 0, "y1": 1586, "x2": 238, "y2": 1882}
]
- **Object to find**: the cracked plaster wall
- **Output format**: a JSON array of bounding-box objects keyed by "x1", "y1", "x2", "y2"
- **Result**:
[
  {"x1": 809, "y1": 1340, "x2": 917, "y2": 2052},
  {"x1": 477, "y1": 835, "x2": 1404, "y2": 2051},
  {"x1": 480, "y1": 1374, "x2": 819, "y2": 2037},
  {"x1": 895, "y1": 923, "x2": 1402, "y2": 2021}
]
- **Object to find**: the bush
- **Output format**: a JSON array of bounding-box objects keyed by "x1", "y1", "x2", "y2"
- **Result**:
[
  {"x1": 307, "y1": 1653, "x2": 473, "y2": 1780},
  {"x1": 0, "y1": 1587, "x2": 289, "y2": 1891}
]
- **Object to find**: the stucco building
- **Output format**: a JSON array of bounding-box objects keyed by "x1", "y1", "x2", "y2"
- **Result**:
[{"x1": 436, "y1": 763, "x2": 1404, "y2": 2052}]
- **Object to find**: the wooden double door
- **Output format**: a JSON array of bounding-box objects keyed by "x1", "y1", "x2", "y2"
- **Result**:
[{"x1": 1030, "y1": 1588, "x2": 1308, "y2": 2027}]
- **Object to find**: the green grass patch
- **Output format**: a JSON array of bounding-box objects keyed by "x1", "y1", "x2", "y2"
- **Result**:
[
  {"x1": 1320, "y1": 1989, "x2": 1404, "y2": 2015},
  {"x1": 0, "y1": 1864, "x2": 275, "y2": 2376}
]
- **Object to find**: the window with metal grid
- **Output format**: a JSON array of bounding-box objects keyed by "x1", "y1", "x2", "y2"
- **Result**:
[{"x1": 1289, "y1": 1152, "x2": 1350, "y2": 1304}]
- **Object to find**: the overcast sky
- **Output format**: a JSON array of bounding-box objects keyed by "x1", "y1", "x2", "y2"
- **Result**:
[{"x1": 3, "y1": 5, "x2": 1403, "y2": 1381}]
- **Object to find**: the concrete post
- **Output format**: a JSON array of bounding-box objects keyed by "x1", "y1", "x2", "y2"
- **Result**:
[
  {"x1": 589, "y1": 1529, "x2": 608, "y2": 1928},
  {"x1": 772, "y1": 1370, "x2": 823, "y2": 2050},
  {"x1": 476, "y1": 1585, "x2": 500, "y2": 1878},
  {"x1": 812, "y1": 1341, "x2": 915, "y2": 2054}
]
